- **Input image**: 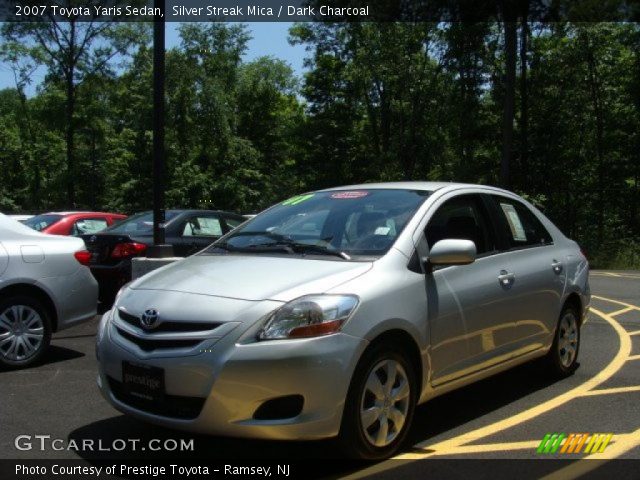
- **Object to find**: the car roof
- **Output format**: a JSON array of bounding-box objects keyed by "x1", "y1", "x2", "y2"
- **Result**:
[
  {"x1": 42, "y1": 211, "x2": 125, "y2": 216},
  {"x1": 316, "y1": 181, "x2": 510, "y2": 193},
  {"x1": 165, "y1": 209, "x2": 244, "y2": 217}
]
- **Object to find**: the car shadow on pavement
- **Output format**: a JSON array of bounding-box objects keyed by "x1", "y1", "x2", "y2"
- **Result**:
[
  {"x1": 69, "y1": 416, "x2": 365, "y2": 478},
  {"x1": 407, "y1": 359, "x2": 570, "y2": 446},
  {"x1": 43, "y1": 345, "x2": 86, "y2": 364},
  {"x1": 0, "y1": 345, "x2": 85, "y2": 372},
  {"x1": 69, "y1": 414, "x2": 347, "y2": 460},
  {"x1": 67, "y1": 359, "x2": 568, "y2": 478}
]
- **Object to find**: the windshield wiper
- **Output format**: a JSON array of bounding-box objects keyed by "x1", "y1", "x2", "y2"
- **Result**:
[
  {"x1": 225, "y1": 230, "x2": 289, "y2": 241},
  {"x1": 210, "y1": 238, "x2": 350, "y2": 260},
  {"x1": 209, "y1": 241, "x2": 294, "y2": 254},
  {"x1": 287, "y1": 242, "x2": 351, "y2": 260}
]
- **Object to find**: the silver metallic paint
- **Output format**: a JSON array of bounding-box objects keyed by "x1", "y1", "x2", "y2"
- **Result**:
[{"x1": 97, "y1": 182, "x2": 589, "y2": 440}]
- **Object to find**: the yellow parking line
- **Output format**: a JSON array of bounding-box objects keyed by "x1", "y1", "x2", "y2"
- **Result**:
[
  {"x1": 342, "y1": 304, "x2": 632, "y2": 479},
  {"x1": 628, "y1": 355, "x2": 640, "y2": 361},
  {"x1": 609, "y1": 306, "x2": 635, "y2": 316},
  {"x1": 411, "y1": 306, "x2": 631, "y2": 451},
  {"x1": 630, "y1": 330, "x2": 640, "y2": 336},
  {"x1": 540, "y1": 427, "x2": 640, "y2": 480},
  {"x1": 580, "y1": 385, "x2": 640, "y2": 396},
  {"x1": 592, "y1": 295, "x2": 640, "y2": 311},
  {"x1": 591, "y1": 272, "x2": 640, "y2": 279}
]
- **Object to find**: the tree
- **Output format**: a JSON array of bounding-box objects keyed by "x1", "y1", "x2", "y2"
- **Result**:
[{"x1": 2, "y1": 14, "x2": 148, "y2": 207}]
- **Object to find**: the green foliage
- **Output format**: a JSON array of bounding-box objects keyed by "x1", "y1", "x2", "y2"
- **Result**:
[{"x1": 0, "y1": 21, "x2": 639, "y2": 269}]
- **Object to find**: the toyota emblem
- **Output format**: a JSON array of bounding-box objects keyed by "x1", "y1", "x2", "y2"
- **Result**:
[{"x1": 140, "y1": 309, "x2": 160, "y2": 330}]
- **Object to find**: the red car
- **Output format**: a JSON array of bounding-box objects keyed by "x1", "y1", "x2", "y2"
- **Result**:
[{"x1": 23, "y1": 211, "x2": 127, "y2": 236}]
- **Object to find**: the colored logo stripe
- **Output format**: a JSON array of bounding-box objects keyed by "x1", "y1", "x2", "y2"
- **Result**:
[
  {"x1": 584, "y1": 433, "x2": 613, "y2": 454},
  {"x1": 537, "y1": 433, "x2": 565, "y2": 453},
  {"x1": 537, "y1": 433, "x2": 614, "y2": 454}
]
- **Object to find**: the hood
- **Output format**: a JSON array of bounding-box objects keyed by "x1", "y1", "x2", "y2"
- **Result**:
[{"x1": 130, "y1": 253, "x2": 373, "y2": 302}]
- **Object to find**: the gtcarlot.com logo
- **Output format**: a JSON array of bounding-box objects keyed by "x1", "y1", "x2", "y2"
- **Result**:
[
  {"x1": 537, "y1": 432, "x2": 613, "y2": 454},
  {"x1": 14, "y1": 435, "x2": 194, "y2": 452}
]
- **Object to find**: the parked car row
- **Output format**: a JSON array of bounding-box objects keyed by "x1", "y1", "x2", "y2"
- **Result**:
[
  {"x1": 2, "y1": 183, "x2": 589, "y2": 460},
  {"x1": 4, "y1": 209, "x2": 247, "y2": 309},
  {"x1": 0, "y1": 208, "x2": 246, "y2": 367}
]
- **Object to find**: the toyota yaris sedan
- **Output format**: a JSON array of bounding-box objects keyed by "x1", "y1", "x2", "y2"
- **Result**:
[{"x1": 96, "y1": 182, "x2": 589, "y2": 459}]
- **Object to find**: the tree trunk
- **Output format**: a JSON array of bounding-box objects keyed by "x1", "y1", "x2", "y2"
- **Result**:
[
  {"x1": 16, "y1": 88, "x2": 41, "y2": 209},
  {"x1": 586, "y1": 37, "x2": 605, "y2": 247},
  {"x1": 519, "y1": 1, "x2": 529, "y2": 187},
  {"x1": 65, "y1": 21, "x2": 77, "y2": 208},
  {"x1": 501, "y1": 10, "x2": 517, "y2": 189}
]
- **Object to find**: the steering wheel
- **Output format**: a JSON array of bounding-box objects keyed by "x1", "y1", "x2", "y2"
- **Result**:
[{"x1": 352, "y1": 234, "x2": 394, "y2": 251}]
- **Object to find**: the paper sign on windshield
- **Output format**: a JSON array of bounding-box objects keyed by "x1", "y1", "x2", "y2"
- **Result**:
[{"x1": 330, "y1": 191, "x2": 369, "y2": 199}]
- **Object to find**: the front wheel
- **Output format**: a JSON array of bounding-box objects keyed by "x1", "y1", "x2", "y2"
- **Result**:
[
  {"x1": 0, "y1": 296, "x2": 52, "y2": 369},
  {"x1": 545, "y1": 306, "x2": 580, "y2": 377},
  {"x1": 338, "y1": 343, "x2": 417, "y2": 460}
]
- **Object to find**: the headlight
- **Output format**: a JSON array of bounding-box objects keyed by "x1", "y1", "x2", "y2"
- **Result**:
[{"x1": 258, "y1": 295, "x2": 359, "y2": 340}]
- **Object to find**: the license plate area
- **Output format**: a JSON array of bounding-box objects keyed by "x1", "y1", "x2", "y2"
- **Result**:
[{"x1": 122, "y1": 361, "x2": 165, "y2": 401}]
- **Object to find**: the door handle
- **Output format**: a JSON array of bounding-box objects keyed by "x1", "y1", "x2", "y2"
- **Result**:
[
  {"x1": 551, "y1": 260, "x2": 563, "y2": 274},
  {"x1": 498, "y1": 270, "x2": 515, "y2": 287}
]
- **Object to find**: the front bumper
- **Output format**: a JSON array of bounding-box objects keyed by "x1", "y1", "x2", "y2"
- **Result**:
[{"x1": 97, "y1": 319, "x2": 367, "y2": 440}]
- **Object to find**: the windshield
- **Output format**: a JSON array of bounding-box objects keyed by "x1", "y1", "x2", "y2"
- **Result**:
[
  {"x1": 209, "y1": 189, "x2": 431, "y2": 258},
  {"x1": 23, "y1": 214, "x2": 62, "y2": 231},
  {"x1": 105, "y1": 211, "x2": 179, "y2": 235}
]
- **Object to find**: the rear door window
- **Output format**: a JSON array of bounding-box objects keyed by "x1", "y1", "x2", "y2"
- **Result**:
[
  {"x1": 490, "y1": 196, "x2": 553, "y2": 249},
  {"x1": 23, "y1": 214, "x2": 62, "y2": 231},
  {"x1": 72, "y1": 218, "x2": 109, "y2": 236},
  {"x1": 182, "y1": 216, "x2": 223, "y2": 237}
]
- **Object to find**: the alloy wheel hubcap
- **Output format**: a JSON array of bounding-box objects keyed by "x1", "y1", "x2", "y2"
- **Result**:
[
  {"x1": 558, "y1": 313, "x2": 578, "y2": 368},
  {"x1": 360, "y1": 359, "x2": 411, "y2": 448},
  {"x1": 0, "y1": 305, "x2": 44, "y2": 362}
]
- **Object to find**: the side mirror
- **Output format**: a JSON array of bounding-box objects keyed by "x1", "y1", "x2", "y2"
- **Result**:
[{"x1": 424, "y1": 239, "x2": 477, "y2": 268}]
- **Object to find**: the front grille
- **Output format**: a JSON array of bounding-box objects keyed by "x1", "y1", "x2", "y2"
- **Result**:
[
  {"x1": 118, "y1": 309, "x2": 221, "y2": 333},
  {"x1": 116, "y1": 328, "x2": 202, "y2": 352},
  {"x1": 108, "y1": 376, "x2": 205, "y2": 419}
]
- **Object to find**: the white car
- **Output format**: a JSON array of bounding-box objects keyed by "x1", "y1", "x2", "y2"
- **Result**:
[
  {"x1": 7, "y1": 215, "x2": 33, "y2": 223},
  {"x1": 0, "y1": 214, "x2": 98, "y2": 368}
]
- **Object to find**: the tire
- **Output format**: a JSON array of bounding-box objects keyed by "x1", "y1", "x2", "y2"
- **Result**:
[
  {"x1": 0, "y1": 295, "x2": 52, "y2": 369},
  {"x1": 545, "y1": 305, "x2": 580, "y2": 377},
  {"x1": 338, "y1": 342, "x2": 417, "y2": 460}
]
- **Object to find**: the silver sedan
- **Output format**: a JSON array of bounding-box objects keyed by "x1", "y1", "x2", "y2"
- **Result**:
[
  {"x1": 96, "y1": 182, "x2": 589, "y2": 459},
  {"x1": 0, "y1": 214, "x2": 98, "y2": 368}
]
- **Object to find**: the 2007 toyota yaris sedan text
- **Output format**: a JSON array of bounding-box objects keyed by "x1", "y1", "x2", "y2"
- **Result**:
[{"x1": 96, "y1": 182, "x2": 590, "y2": 459}]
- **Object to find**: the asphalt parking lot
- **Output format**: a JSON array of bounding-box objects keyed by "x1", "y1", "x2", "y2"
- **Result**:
[{"x1": 1, "y1": 271, "x2": 639, "y2": 479}]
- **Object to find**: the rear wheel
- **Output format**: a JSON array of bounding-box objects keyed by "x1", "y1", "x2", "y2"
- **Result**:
[
  {"x1": 545, "y1": 305, "x2": 580, "y2": 377},
  {"x1": 0, "y1": 296, "x2": 52, "y2": 369},
  {"x1": 339, "y1": 342, "x2": 417, "y2": 459}
]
